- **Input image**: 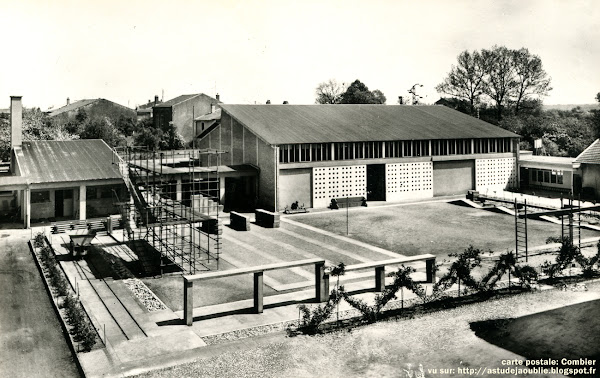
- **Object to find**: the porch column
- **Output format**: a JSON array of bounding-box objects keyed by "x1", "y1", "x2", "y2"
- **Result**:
[
  {"x1": 79, "y1": 185, "x2": 86, "y2": 220},
  {"x1": 24, "y1": 188, "x2": 30, "y2": 229}
]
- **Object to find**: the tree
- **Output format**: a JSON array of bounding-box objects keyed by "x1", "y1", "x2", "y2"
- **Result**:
[
  {"x1": 481, "y1": 45, "x2": 517, "y2": 121},
  {"x1": 511, "y1": 48, "x2": 552, "y2": 114},
  {"x1": 436, "y1": 50, "x2": 486, "y2": 114},
  {"x1": 315, "y1": 79, "x2": 345, "y2": 104},
  {"x1": 340, "y1": 80, "x2": 386, "y2": 104},
  {"x1": 590, "y1": 92, "x2": 600, "y2": 138},
  {"x1": 80, "y1": 118, "x2": 125, "y2": 147}
]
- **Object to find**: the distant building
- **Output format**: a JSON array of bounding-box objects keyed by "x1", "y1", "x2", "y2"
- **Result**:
[
  {"x1": 153, "y1": 93, "x2": 221, "y2": 144},
  {"x1": 1, "y1": 96, "x2": 125, "y2": 228},
  {"x1": 47, "y1": 98, "x2": 135, "y2": 124},
  {"x1": 575, "y1": 139, "x2": 600, "y2": 198},
  {"x1": 136, "y1": 95, "x2": 161, "y2": 122},
  {"x1": 196, "y1": 104, "x2": 520, "y2": 211},
  {"x1": 518, "y1": 152, "x2": 576, "y2": 194},
  {"x1": 192, "y1": 108, "x2": 221, "y2": 147}
]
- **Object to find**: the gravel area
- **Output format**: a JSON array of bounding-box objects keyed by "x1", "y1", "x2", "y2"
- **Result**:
[{"x1": 123, "y1": 278, "x2": 167, "y2": 311}]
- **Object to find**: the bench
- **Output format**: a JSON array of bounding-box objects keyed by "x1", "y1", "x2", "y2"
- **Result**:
[
  {"x1": 51, "y1": 220, "x2": 88, "y2": 234},
  {"x1": 329, "y1": 196, "x2": 367, "y2": 209},
  {"x1": 255, "y1": 209, "x2": 280, "y2": 228},
  {"x1": 230, "y1": 211, "x2": 251, "y2": 231},
  {"x1": 326, "y1": 254, "x2": 437, "y2": 293},
  {"x1": 183, "y1": 258, "x2": 327, "y2": 325}
]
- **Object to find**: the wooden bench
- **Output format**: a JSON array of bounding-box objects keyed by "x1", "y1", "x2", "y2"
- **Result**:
[
  {"x1": 230, "y1": 211, "x2": 251, "y2": 231},
  {"x1": 255, "y1": 209, "x2": 280, "y2": 228},
  {"x1": 329, "y1": 196, "x2": 367, "y2": 209},
  {"x1": 51, "y1": 220, "x2": 88, "y2": 234},
  {"x1": 183, "y1": 258, "x2": 327, "y2": 326}
]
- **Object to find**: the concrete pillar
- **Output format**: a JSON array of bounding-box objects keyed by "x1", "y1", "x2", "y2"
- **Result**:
[
  {"x1": 253, "y1": 272, "x2": 263, "y2": 313},
  {"x1": 375, "y1": 266, "x2": 386, "y2": 292},
  {"x1": 219, "y1": 176, "x2": 226, "y2": 203},
  {"x1": 426, "y1": 258, "x2": 436, "y2": 284},
  {"x1": 79, "y1": 185, "x2": 86, "y2": 220},
  {"x1": 24, "y1": 188, "x2": 30, "y2": 229},
  {"x1": 184, "y1": 279, "x2": 194, "y2": 326},
  {"x1": 315, "y1": 261, "x2": 328, "y2": 302},
  {"x1": 176, "y1": 179, "x2": 183, "y2": 201}
]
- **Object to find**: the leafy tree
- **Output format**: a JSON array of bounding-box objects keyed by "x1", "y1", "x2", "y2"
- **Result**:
[
  {"x1": 115, "y1": 114, "x2": 138, "y2": 136},
  {"x1": 511, "y1": 48, "x2": 552, "y2": 114},
  {"x1": 315, "y1": 79, "x2": 346, "y2": 104},
  {"x1": 340, "y1": 80, "x2": 386, "y2": 104},
  {"x1": 436, "y1": 50, "x2": 486, "y2": 115},
  {"x1": 481, "y1": 45, "x2": 517, "y2": 121},
  {"x1": 80, "y1": 118, "x2": 125, "y2": 147}
]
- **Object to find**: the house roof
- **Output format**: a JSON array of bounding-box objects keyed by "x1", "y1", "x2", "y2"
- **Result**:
[
  {"x1": 47, "y1": 99, "x2": 99, "y2": 117},
  {"x1": 220, "y1": 104, "x2": 520, "y2": 145},
  {"x1": 155, "y1": 93, "x2": 220, "y2": 108},
  {"x1": 519, "y1": 154, "x2": 575, "y2": 170},
  {"x1": 575, "y1": 139, "x2": 600, "y2": 164},
  {"x1": 195, "y1": 108, "x2": 221, "y2": 121},
  {"x1": 16, "y1": 140, "x2": 122, "y2": 184}
]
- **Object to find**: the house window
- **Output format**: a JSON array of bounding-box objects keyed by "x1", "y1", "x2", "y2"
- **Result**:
[{"x1": 31, "y1": 191, "x2": 50, "y2": 203}]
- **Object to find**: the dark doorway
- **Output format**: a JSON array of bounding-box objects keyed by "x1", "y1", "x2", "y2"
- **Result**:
[
  {"x1": 55, "y1": 190, "x2": 64, "y2": 217},
  {"x1": 224, "y1": 176, "x2": 256, "y2": 212},
  {"x1": 366, "y1": 164, "x2": 386, "y2": 201}
]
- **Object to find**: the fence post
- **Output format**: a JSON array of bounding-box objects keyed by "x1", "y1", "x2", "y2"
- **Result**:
[
  {"x1": 184, "y1": 278, "x2": 194, "y2": 326},
  {"x1": 315, "y1": 261, "x2": 328, "y2": 302},
  {"x1": 253, "y1": 271, "x2": 264, "y2": 313},
  {"x1": 375, "y1": 266, "x2": 386, "y2": 292}
]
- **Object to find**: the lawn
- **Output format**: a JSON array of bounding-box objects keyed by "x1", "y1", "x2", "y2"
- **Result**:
[
  {"x1": 136, "y1": 281, "x2": 600, "y2": 377},
  {"x1": 291, "y1": 201, "x2": 600, "y2": 257}
]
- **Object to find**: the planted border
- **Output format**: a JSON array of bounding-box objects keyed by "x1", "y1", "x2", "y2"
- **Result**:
[{"x1": 32, "y1": 232, "x2": 98, "y2": 352}]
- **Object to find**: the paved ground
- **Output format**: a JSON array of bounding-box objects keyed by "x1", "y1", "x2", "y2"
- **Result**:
[{"x1": 0, "y1": 229, "x2": 80, "y2": 378}]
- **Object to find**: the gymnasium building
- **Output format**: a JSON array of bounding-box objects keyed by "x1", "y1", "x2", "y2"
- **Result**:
[{"x1": 195, "y1": 104, "x2": 521, "y2": 211}]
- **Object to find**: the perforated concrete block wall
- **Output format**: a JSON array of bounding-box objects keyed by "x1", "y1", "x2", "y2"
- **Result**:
[
  {"x1": 385, "y1": 162, "x2": 433, "y2": 202},
  {"x1": 312, "y1": 165, "x2": 366, "y2": 208},
  {"x1": 475, "y1": 157, "x2": 517, "y2": 192}
]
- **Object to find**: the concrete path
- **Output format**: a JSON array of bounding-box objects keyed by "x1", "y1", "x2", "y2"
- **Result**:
[{"x1": 0, "y1": 229, "x2": 80, "y2": 378}]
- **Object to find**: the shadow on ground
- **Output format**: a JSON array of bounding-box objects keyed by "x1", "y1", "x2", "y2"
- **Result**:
[{"x1": 470, "y1": 299, "x2": 600, "y2": 377}]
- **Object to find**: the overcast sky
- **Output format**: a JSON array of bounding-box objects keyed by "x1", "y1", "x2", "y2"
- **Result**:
[{"x1": 1, "y1": 0, "x2": 599, "y2": 110}]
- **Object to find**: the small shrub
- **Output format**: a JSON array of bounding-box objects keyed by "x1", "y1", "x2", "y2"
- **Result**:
[{"x1": 33, "y1": 232, "x2": 45, "y2": 248}]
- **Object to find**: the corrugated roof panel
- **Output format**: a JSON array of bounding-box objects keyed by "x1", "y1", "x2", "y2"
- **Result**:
[
  {"x1": 18, "y1": 140, "x2": 122, "y2": 184},
  {"x1": 220, "y1": 104, "x2": 519, "y2": 144}
]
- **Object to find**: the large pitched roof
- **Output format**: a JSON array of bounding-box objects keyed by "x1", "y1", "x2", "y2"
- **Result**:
[
  {"x1": 47, "y1": 99, "x2": 99, "y2": 117},
  {"x1": 155, "y1": 93, "x2": 220, "y2": 108},
  {"x1": 220, "y1": 104, "x2": 519, "y2": 144},
  {"x1": 16, "y1": 140, "x2": 122, "y2": 184},
  {"x1": 575, "y1": 139, "x2": 600, "y2": 164}
]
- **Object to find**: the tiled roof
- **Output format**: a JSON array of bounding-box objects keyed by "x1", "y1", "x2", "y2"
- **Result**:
[
  {"x1": 575, "y1": 139, "x2": 600, "y2": 164},
  {"x1": 47, "y1": 99, "x2": 99, "y2": 117},
  {"x1": 154, "y1": 93, "x2": 219, "y2": 109},
  {"x1": 16, "y1": 140, "x2": 122, "y2": 184},
  {"x1": 220, "y1": 104, "x2": 520, "y2": 145},
  {"x1": 195, "y1": 108, "x2": 221, "y2": 121}
]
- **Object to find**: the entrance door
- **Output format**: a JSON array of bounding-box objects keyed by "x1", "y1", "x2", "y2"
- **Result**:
[
  {"x1": 366, "y1": 164, "x2": 386, "y2": 201},
  {"x1": 55, "y1": 190, "x2": 64, "y2": 217}
]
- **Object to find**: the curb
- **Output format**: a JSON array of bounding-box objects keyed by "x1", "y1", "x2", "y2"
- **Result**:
[{"x1": 28, "y1": 240, "x2": 87, "y2": 378}]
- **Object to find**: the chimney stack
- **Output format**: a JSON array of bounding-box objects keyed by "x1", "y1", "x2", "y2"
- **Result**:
[
  {"x1": 398, "y1": 96, "x2": 404, "y2": 105},
  {"x1": 216, "y1": 93, "x2": 220, "y2": 101},
  {"x1": 67, "y1": 97, "x2": 70, "y2": 106},
  {"x1": 154, "y1": 95, "x2": 159, "y2": 105},
  {"x1": 10, "y1": 96, "x2": 22, "y2": 150}
]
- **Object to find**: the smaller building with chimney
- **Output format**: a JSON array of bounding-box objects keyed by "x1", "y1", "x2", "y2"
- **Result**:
[
  {"x1": 153, "y1": 93, "x2": 222, "y2": 144},
  {"x1": 0, "y1": 96, "x2": 125, "y2": 228}
]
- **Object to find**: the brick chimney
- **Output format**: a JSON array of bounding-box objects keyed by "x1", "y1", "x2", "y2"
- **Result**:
[
  {"x1": 10, "y1": 96, "x2": 22, "y2": 150},
  {"x1": 216, "y1": 93, "x2": 220, "y2": 101},
  {"x1": 67, "y1": 97, "x2": 70, "y2": 106},
  {"x1": 154, "y1": 95, "x2": 159, "y2": 105}
]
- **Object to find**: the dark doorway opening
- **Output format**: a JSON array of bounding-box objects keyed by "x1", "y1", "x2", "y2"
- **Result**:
[
  {"x1": 366, "y1": 164, "x2": 386, "y2": 201},
  {"x1": 55, "y1": 190, "x2": 64, "y2": 217},
  {"x1": 224, "y1": 176, "x2": 256, "y2": 212}
]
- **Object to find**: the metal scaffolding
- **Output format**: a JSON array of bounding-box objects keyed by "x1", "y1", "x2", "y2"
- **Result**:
[{"x1": 112, "y1": 147, "x2": 226, "y2": 274}]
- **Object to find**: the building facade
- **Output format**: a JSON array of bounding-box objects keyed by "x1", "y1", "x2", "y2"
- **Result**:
[
  {"x1": 196, "y1": 104, "x2": 520, "y2": 211},
  {"x1": 153, "y1": 93, "x2": 221, "y2": 144}
]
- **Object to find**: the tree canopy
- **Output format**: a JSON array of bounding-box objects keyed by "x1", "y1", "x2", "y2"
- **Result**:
[
  {"x1": 340, "y1": 80, "x2": 386, "y2": 104},
  {"x1": 437, "y1": 45, "x2": 551, "y2": 121}
]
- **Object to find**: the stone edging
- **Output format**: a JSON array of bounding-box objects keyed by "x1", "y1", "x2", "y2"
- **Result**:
[{"x1": 28, "y1": 240, "x2": 87, "y2": 378}]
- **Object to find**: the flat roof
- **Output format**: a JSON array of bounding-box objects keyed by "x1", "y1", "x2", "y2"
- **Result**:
[{"x1": 220, "y1": 104, "x2": 520, "y2": 145}]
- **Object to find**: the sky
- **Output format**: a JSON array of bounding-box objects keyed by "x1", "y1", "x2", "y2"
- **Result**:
[{"x1": 0, "y1": 0, "x2": 599, "y2": 110}]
